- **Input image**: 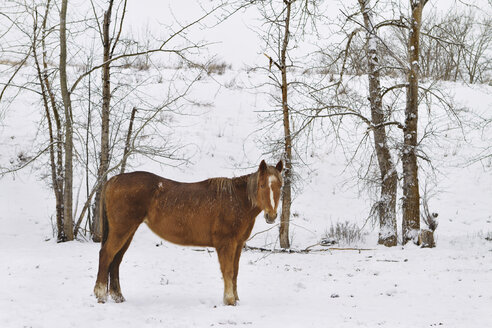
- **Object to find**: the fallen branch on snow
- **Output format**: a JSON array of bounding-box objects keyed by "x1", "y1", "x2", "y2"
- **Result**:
[{"x1": 243, "y1": 244, "x2": 374, "y2": 254}]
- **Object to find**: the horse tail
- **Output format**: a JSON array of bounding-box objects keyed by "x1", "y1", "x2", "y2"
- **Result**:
[{"x1": 100, "y1": 182, "x2": 109, "y2": 246}]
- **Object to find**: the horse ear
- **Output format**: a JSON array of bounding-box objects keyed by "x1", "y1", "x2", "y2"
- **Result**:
[
  {"x1": 259, "y1": 160, "x2": 267, "y2": 173},
  {"x1": 276, "y1": 160, "x2": 283, "y2": 172}
]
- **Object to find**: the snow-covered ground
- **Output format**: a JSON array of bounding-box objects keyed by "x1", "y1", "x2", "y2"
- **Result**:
[{"x1": 1, "y1": 215, "x2": 491, "y2": 327}]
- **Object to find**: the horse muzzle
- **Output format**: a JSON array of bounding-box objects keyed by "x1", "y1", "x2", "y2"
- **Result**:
[{"x1": 264, "y1": 212, "x2": 277, "y2": 224}]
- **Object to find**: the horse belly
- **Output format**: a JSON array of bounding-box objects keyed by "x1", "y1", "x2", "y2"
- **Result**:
[{"x1": 144, "y1": 213, "x2": 213, "y2": 247}]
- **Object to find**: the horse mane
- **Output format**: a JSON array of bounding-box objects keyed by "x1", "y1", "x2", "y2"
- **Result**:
[
  {"x1": 208, "y1": 177, "x2": 236, "y2": 197},
  {"x1": 207, "y1": 172, "x2": 260, "y2": 207},
  {"x1": 246, "y1": 172, "x2": 259, "y2": 207}
]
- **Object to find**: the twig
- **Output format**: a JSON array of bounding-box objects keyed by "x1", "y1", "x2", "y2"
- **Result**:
[
  {"x1": 325, "y1": 247, "x2": 374, "y2": 251},
  {"x1": 247, "y1": 223, "x2": 279, "y2": 241},
  {"x1": 263, "y1": 53, "x2": 282, "y2": 71},
  {"x1": 304, "y1": 242, "x2": 321, "y2": 251}
]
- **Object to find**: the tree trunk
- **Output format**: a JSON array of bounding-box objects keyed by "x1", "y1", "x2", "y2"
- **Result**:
[
  {"x1": 33, "y1": 20, "x2": 59, "y2": 243},
  {"x1": 33, "y1": 0, "x2": 65, "y2": 242},
  {"x1": 92, "y1": 1, "x2": 114, "y2": 242},
  {"x1": 45, "y1": 17, "x2": 65, "y2": 241},
  {"x1": 59, "y1": 0, "x2": 74, "y2": 241},
  {"x1": 120, "y1": 106, "x2": 137, "y2": 174},
  {"x1": 85, "y1": 72, "x2": 92, "y2": 233},
  {"x1": 279, "y1": 0, "x2": 293, "y2": 249},
  {"x1": 358, "y1": 0, "x2": 398, "y2": 246},
  {"x1": 402, "y1": 0, "x2": 427, "y2": 244}
]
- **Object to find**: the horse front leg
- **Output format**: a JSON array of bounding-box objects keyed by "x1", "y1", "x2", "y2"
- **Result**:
[
  {"x1": 216, "y1": 242, "x2": 237, "y2": 306},
  {"x1": 232, "y1": 243, "x2": 243, "y2": 301}
]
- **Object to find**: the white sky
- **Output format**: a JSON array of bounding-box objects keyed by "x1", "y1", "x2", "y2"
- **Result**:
[
  {"x1": 121, "y1": 0, "x2": 491, "y2": 68},
  {"x1": 123, "y1": 0, "x2": 263, "y2": 68}
]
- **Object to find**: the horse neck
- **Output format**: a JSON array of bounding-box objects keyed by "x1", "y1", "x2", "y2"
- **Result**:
[{"x1": 234, "y1": 173, "x2": 262, "y2": 217}]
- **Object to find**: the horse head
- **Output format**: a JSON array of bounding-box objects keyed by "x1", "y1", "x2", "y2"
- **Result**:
[{"x1": 256, "y1": 160, "x2": 283, "y2": 224}]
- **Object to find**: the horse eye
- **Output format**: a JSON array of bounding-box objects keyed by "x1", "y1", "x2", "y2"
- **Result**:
[{"x1": 260, "y1": 184, "x2": 266, "y2": 188}]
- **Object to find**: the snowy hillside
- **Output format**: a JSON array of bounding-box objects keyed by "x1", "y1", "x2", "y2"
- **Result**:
[{"x1": 1, "y1": 66, "x2": 492, "y2": 327}]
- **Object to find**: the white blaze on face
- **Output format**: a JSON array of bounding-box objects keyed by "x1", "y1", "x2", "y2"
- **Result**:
[{"x1": 268, "y1": 175, "x2": 277, "y2": 209}]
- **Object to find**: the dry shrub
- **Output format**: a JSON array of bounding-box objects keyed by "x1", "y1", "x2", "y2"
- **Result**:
[
  {"x1": 321, "y1": 221, "x2": 365, "y2": 246},
  {"x1": 205, "y1": 61, "x2": 231, "y2": 75}
]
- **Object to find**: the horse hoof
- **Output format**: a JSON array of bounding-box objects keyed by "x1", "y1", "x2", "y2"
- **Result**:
[
  {"x1": 110, "y1": 291, "x2": 126, "y2": 303},
  {"x1": 96, "y1": 294, "x2": 108, "y2": 304},
  {"x1": 223, "y1": 296, "x2": 237, "y2": 306},
  {"x1": 94, "y1": 283, "x2": 108, "y2": 304}
]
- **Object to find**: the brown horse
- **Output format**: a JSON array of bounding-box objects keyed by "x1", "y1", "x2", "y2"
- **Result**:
[{"x1": 94, "y1": 160, "x2": 283, "y2": 305}]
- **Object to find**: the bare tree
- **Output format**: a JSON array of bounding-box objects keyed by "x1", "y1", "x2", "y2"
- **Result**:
[
  {"x1": 31, "y1": 0, "x2": 66, "y2": 242},
  {"x1": 460, "y1": 15, "x2": 491, "y2": 84},
  {"x1": 309, "y1": 0, "x2": 457, "y2": 246},
  {"x1": 91, "y1": 0, "x2": 121, "y2": 242},
  {"x1": 253, "y1": 0, "x2": 402, "y2": 247},
  {"x1": 401, "y1": 0, "x2": 428, "y2": 244},
  {"x1": 419, "y1": 9, "x2": 491, "y2": 84},
  {"x1": 258, "y1": 0, "x2": 304, "y2": 249},
  {"x1": 59, "y1": 0, "x2": 75, "y2": 241},
  {"x1": 358, "y1": 0, "x2": 398, "y2": 246},
  {"x1": 278, "y1": 0, "x2": 294, "y2": 249},
  {"x1": 0, "y1": 0, "x2": 72, "y2": 241}
]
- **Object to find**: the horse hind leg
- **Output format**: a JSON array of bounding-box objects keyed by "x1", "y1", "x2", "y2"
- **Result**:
[
  {"x1": 108, "y1": 231, "x2": 136, "y2": 303},
  {"x1": 94, "y1": 228, "x2": 136, "y2": 303}
]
